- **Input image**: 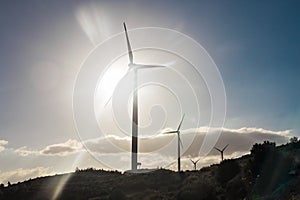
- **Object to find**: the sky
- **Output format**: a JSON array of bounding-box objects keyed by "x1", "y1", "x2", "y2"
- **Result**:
[{"x1": 0, "y1": 0, "x2": 300, "y2": 184}]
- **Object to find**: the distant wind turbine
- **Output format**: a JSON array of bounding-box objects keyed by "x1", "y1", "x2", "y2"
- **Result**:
[
  {"x1": 190, "y1": 159, "x2": 200, "y2": 171},
  {"x1": 106, "y1": 23, "x2": 167, "y2": 172},
  {"x1": 164, "y1": 114, "x2": 185, "y2": 172},
  {"x1": 214, "y1": 144, "x2": 229, "y2": 162}
]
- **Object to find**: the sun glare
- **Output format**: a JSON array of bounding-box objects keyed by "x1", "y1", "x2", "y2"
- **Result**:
[{"x1": 95, "y1": 55, "x2": 128, "y2": 108}]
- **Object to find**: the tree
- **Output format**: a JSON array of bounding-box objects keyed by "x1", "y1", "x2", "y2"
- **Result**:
[
  {"x1": 250, "y1": 141, "x2": 276, "y2": 176},
  {"x1": 0, "y1": 183, "x2": 4, "y2": 188},
  {"x1": 248, "y1": 141, "x2": 293, "y2": 196},
  {"x1": 288, "y1": 136, "x2": 300, "y2": 149},
  {"x1": 75, "y1": 167, "x2": 80, "y2": 172},
  {"x1": 290, "y1": 136, "x2": 298, "y2": 143}
]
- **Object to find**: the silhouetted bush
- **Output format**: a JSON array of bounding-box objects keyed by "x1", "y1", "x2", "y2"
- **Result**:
[
  {"x1": 290, "y1": 136, "x2": 298, "y2": 143},
  {"x1": 0, "y1": 183, "x2": 4, "y2": 189},
  {"x1": 248, "y1": 141, "x2": 294, "y2": 196},
  {"x1": 288, "y1": 136, "x2": 300, "y2": 149},
  {"x1": 217, "y1": 159, "x2": 240, "y2": 185},
  {"x1": 0, "y1": 145, "x2": 298, "y2": 200},
  {"x1": 249, "y1": 141, "x2": 276, "y2": 176},
  {"x1": 226, "y1": 175, "x2": 247, "y2": 200},
  {"x1": 75, "y1": 167, "x2": 80, "y2": 172},
  {"x1": 109, "y1": 188, "x2": 127, "y2": 200},
  {"x1": 177, "y1": 179, "x2": 217, "y2": 200},
  {"x1": 199, "y1": 166, "x2": 211, "y2": 172}
]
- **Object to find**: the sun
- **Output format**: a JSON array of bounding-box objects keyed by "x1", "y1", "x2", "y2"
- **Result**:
[{"x1": 94, "y1": 54, "x2": 129, "y2": 111}]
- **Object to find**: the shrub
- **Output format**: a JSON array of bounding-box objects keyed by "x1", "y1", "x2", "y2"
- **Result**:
[
  {"x1": 226, "y1": 175, "x2": 247, "y2": 200},
  {"x1": 249, "y1": 141, "x2": 276, "y2": 176},
  {"x1": 217, "y1": 159, "x2": 240, "y2": 185},
  {"x1": 290, "y1": 136, "x2": 298, "y2": 144},
  {"x1": 248, "y1": 141, "x2": 294, "y2": 195},
  {"x1": 109, "y1": 188, "x2": 127, "y2": 200},
  {"x1": 177, "y1": 180, "x2": 217, "y2": 200}
]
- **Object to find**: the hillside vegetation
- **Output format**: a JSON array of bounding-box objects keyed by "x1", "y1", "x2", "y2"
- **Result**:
[{"x1": 1, "y1": 139, "x2": 299, "y2": 200}]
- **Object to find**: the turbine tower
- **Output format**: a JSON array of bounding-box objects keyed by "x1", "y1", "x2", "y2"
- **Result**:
[
  {"x1": 122, "y1": 23, "x2": 166, "y2": 171},
  {"x1": 164, "y1": 114, "x2": 185, "y2": 172},
  {"x1": 214, "y1": 144, "x2": 229, "y2": 162},
  {"x1": 190, "y1": 159, "x2": 200, "y2": 171}
]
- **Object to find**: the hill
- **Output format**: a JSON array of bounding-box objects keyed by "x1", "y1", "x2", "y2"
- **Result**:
[{"x1": 0, "y1": 140, "x2": 299, "y2": 200}]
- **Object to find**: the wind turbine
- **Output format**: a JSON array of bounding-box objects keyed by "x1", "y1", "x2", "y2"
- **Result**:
[
  {"x1": 109, "y1": 23, "x2": 166, "y2": 172},
  {"x1": 164, "y1": 114, "x2": 185, "y2": 172},
  {"x1": 190, "y1": 158, "x2": 200, "y2": 171},
  {"x1": 214, "y1": 144, "x2": 229, "y2": 162}
]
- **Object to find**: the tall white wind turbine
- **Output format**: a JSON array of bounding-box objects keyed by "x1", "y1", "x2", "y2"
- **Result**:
[{"x1": 112, "y1": 23, "x2": 167, "y2": 172}]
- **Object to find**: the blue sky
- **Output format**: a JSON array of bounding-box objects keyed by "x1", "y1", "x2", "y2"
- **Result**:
[{"x1": 0, "y1": 0, "x2": 299, "y2": 183}]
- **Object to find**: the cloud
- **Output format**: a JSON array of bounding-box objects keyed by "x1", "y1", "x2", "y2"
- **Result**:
[
  {"x1": 0, "y1": 140, "x2": 8, "y2": 152},
  {"x1": 12, "y1": 127, "x2": 290, "y2": 165},
  {"x1": 9, "y1": 127, "x2": 291, "y2": 173},
  {"x1": 14, "y1": 139, "x2": 83, "y2": 157},
  {"x1": 179, "y1": 126, "x2": 290, "y2": 157},
  {"x1": 84, "y1": 135, "x2": 130, "y2": 154},
  {"x1": 0, "y1": 167, "x2": 52, "y2": 184},
  {"x1": 219, "y1": 127, "x2": 290, "y2": 136},
  {"x1": 14, "y1": 146, "x2": 39, "y2": 157},
  {"x1": 40, "y1": 139, "x2": 83, "y2": 156},
  {"x1": 83, "y1": 127, "x2": 291, "y2": 158}
]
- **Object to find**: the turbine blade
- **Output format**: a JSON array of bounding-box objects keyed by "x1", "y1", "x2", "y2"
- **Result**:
[
  {"x1": 104, "y1": 68, "x2": 131, "y2": 107},
  {"x1": 163, "y1": 130, "x2": 178, "y2": 134},
  {"x1": 177, "y1": 114, "x2": 185, "y2": 131},
  {"x1": 190, "y1": 159, "x2": 196, "y2": 164},
  {"x1": 222, "y1": 144, "x2": 229, "y2": 151},
  {"x1": 104, "y1": 95, "x2": 112, "y2": 107},
  {"x1": 123, "y1": 22, "x2": 133, "y2": 64},
  {"x1": 195, "y1": 159, "x2": 200, "y2": 163},
  {"x1": 163, "y1": 60, "x2": 176, "y2": 67},
  {"x1": 135, "y1": 64, "x2": 167, "y2": 69},
  {"x1": 214, "y1": 147, "x2": 222, "y2": 152}
]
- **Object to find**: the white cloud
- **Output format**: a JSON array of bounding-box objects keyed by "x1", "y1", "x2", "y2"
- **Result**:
[
  {"x1": 12, "y1": 127, "x2": 290, "y2": 161},
  {"x1": 181, "y1": 126, "x2": 290, "y2": 157},
  {"x1": 14, "y1": 146, "x2": 39, "y2": 157},
  {"x1": 14, "y1": 139, "x2": 83, "y2": 157},
  {"x1": 84, "y1": 135, "x2": 131, "y2": 154},
  {"x1": 8, "y1": 127, "x2": 291, "y2": 174},
  {"x1": 0, "y1": 140, "x2": 8, "y2": 153},
  {"x1": 220, "y1": 127, "x2": 290, "y2": 135},
  {"x1": 77, "y1": 126, "x2": 291, "y2": 171},
  {"x1": 84, "y1": 127, "x2": 290, "y2": 156},
  {"x1": 40, "y1": 139, "x2": 83, "y2": 156},
  {"x1": 0, "y1": 167, "x2": 52, "y2": 184}
]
